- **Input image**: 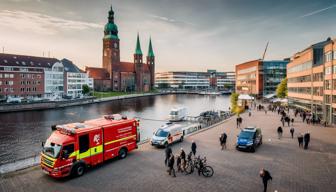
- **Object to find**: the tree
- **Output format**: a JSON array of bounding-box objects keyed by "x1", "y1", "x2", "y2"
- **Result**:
[
  {"x1": 276, "y1": 78, "x2": 288, "y2": 98},
  {"x1": 82, "y1": 84, "x2": 91, "y2": 95}
]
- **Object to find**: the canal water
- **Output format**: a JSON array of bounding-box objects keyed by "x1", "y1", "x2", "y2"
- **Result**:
[{"x1": 0, "y1": 94, "x2": 230, "y2": 165}]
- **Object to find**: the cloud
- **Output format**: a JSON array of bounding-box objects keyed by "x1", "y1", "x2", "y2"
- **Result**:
[
  {"x1": 299, "y1": 4, "x2": 336, "y2": 18},
  {"x1": 147, "y1": 14, "x2": 195, "y2": 27},
  {"x1": 0, "y1": 10, "x2": 103, "y2": 35}
]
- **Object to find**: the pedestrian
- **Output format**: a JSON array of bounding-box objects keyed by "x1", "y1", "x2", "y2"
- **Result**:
[
  {"x1": 291, "y1": 118, "x2": 294, "y2": 126},
  {"x1": 280, "y1": 117, "x2": 285, "y2": 127},
  {"x1": 265, "y1": 109, "x2": 267, "y2": 114},
  {"x1": 297, "y1": 133, "x2": 303, "y2": 148},
  {"x1": 249, "y1": 109, "x2": 252, "y2": 117},
  {"x1": 236, "y1": 116, "x2": 240, "y2": 128},
  {"x1": 260, "y1": 168, "x2": 272, "y2": 192},
  {"x1": 304, "y1": 132, "x2": 310, "y2": 150},
  {"x1": 165, "y1": 146, "x2": 172, "y2": 166},
  {"x1": 290, "y1": 127, "x2": 295, "y2": 139},
  {"x1": 180, "y1": 148, "x2": 186, "y2": 172},
  {"x1": 277, "y1": 126, "x2": 283, "y2": 139},
  {"x1": 191, "y1": 140, "x2": 197, "y2": 156},
  {"x1": 285, "y1": 116, "x2": 290, "y2": 126},
  {"x1": 239, "y1": 116, "x2": 243, "y2": 127},
  {"x1": 168, "y1": 154, "x2": 176, "y2": 177},
  {"x1": 176, "y1": 155, "x2": 182, "y2": 172},
  {"x1": 220, "y1": 133, "x2": 227, "y2": 150}
]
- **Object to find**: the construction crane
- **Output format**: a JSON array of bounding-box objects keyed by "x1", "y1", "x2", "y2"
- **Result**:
[{"x1": 261, "y1": 41, "x2": 269, "y2": 60}]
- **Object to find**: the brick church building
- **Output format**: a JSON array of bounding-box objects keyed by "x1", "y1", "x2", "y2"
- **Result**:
[{"x1": 86, "y1": 6, "x2": 155, "y2": 92}]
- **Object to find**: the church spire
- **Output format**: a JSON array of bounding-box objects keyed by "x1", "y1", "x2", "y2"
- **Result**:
[
  {"x1": 108, "y1": 5, "x2": 115, "y2": 23},
  {"x1": 135, "y1": 33, "x2": 142, "y2": 55},
  {"x1": 147, "y1": 37, "x2": 154, "y2": 57}
]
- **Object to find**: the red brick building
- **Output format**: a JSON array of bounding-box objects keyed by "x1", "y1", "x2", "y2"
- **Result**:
[
  {"x1": 87, "y1": 5, "x2": 155, "y2": 92},
  {"x1": 0, "y1": 53, "x2": 55, "y2": 98}
]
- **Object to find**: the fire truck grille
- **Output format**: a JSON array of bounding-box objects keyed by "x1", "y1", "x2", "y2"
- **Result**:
[{"x1": 41, "y1": 155, "x2": 54, "y2": 168}]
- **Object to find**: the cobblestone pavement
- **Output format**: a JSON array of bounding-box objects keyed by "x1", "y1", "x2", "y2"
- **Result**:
[{"x1": 1, "y1": 107, "x2": 336, "y2": 192}]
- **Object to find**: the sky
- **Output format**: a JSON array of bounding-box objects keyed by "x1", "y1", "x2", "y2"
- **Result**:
[{"x1": 0, "y1": 0, "x2": 336, "y2": 72}]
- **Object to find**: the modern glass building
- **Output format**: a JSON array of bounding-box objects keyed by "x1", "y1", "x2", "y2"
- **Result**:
[{"x1": 262, "y1": 60, "x2": 289, "y2": 96}]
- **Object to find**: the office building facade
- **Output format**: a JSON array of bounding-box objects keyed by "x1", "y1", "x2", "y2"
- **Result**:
[{"x1": 287, "y1": 37, "x2": 336, "y2": 124}]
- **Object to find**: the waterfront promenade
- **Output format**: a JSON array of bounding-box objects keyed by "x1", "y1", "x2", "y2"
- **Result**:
[{"x1": 1, "y1": 107, "x2": 336, "y2": 192}]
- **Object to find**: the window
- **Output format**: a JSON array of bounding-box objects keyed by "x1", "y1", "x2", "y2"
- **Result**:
[
  {"x1": 325, "y1": 66, "x2": 332, "y2": 75},
  {"x1": 62, "y1": 144, "x2": 74, "y2": 157},
  {"x1": 325, "y1": 80, "x2": 331, "y2": 90},
  {"x1": 325, "y1": 52, "x2": 333, "y2": 62},
  {"x1": 79, "y1": 134, "x2": 89, "y2": 153},
  {"x1": 0, "y1": 74, "x2": 2, "y2": 78},
  {"x1": 9, "y1": 74, "x2": 14, "y2": 78},
  {"x1": 0, "y1": 81, "x2": 1, "y2": 85}
]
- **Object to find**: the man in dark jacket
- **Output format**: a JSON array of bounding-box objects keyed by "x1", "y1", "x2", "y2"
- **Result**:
[
  {"x1": 304, "y1": 132, "x2": 310, "y2": 150},
  {"x1": 168, "y1": 154, "x2": 176, "y2": 177},
  {"x1": 165, "y1": 147, "x2": 172, "y2": 166},
  {"x1": 277, "y1": 126, "x2": 283, "y2": 139},
  {"x1": 290, "y1": 127, "x2": 295, "y2": 139},
  {"x1": 191, "y1": 140, "x2": 197, "y2": 156},
  {"x1": 260, "y1": 168, "x2": 272, "y2": 192},
  {"x1": 220, "y1": 133, "x2": 227, "y2": 150}
]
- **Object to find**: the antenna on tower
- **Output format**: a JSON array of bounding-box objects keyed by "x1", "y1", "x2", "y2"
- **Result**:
[{"x1": 261, "y1": 41, "x2": 269, "y2": 61}]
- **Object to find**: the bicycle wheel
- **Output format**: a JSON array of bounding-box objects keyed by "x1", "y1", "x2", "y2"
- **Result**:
[
  {"x1": 201, "y1": 166, "x2": 214, "y2": 177},
  {"x1": 185, "y1": 162, "x2": 194, "y2": 174}
]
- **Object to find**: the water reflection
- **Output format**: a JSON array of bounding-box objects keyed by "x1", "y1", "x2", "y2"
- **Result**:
[{"x1": 0, "y1": 94, "x2": 229, "y2": 164}]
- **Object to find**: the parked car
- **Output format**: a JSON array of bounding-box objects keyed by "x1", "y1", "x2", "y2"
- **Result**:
[{"x1": 236, "y1": 127, "x2": 262, "y2": 152}]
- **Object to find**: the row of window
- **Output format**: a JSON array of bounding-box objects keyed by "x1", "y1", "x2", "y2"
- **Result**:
[
  {"x1": 287, "y1": 61, "x2": 312, "y2": 74},
  {"x1": 20, "y1": 87, "x2": 38, "y2": 92},
  {"x1": 20, "y1": 81, "x2": 41, "y2": 85},
  {"x1": 0, "y1": 73, "x2": 14, "y2": 78},
  {"x1": 288, "y1": 87, "x2": 311, "y2": 94},
  {"x1": 20, "y1": 74, "x2": 42, "y2": 79},
  {"x1": 0, "y1": 81, "x2": 14, "y2": 85},
  {"x1": 288, "y1": 75, "x2": 311, "y2": 83},
  {"x1": 0, "y1": 88, "x2": 14, "y2": 92}
]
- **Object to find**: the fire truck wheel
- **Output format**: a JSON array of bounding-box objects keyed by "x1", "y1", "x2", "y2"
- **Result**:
[
  {"x1": 119, "y1": 148, "x2": 128, "y2": 159},
  {"x1": 73, "y1": 163, "x2": 85, "y2": 177}
]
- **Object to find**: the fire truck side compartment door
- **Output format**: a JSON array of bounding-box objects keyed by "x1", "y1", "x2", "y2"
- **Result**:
[{"x1": 89, "y1": 129, "x2": 103, "y2": 166}]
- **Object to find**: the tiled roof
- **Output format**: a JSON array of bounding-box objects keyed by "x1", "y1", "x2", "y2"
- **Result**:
[
  {"x1": 0, "y1": 53, "x2": 59, "y2": 68},
  {"x1": 62, "y1": 58, "x2": 83, "y2": 73},
  {"x1": 119, "y1": 62, "x2": 135, "y2": 72},
  {"x1": 85, "y1": 67, "x2": 110, "y2": 80}
]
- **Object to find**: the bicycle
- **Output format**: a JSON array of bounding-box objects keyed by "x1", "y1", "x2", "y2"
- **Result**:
[{"x1": 185, "y1": 155, "x2": 214, "y2": 177}]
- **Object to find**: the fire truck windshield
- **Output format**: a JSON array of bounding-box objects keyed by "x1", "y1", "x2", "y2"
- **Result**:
[{"x1": 43, "y1": 140, "x2": 62, "y2": 158}]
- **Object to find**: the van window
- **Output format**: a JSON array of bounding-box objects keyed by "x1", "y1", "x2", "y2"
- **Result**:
[
  {"x1": 79, "y1": 134, "x2": 89, "y2": 153},
  {"x1": 155, "y1": 129, "x2": 169, "y2": 137}
]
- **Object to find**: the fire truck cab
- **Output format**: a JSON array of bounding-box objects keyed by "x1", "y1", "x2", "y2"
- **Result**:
[{"x1": 41, "y1": 114, "x2": 140, "y2": 178}]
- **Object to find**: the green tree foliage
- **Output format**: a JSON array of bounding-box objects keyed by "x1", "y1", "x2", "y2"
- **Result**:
[
  {"x1": 82, "y1": 84, "x2": 91, "y2": 95},
  {"x1": 276, "y1": 78, "x2": 288, "y2": 98}
]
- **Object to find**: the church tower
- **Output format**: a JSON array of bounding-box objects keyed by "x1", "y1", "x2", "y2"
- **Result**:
[
  {"x1": 134, "y1": 34, "x2": 143, "y2": 92},
  {"x1": 102, "y1": 5, "x2": 121, "y2": 91},
  {"x1": 146, "y1": 38, "x2": 155, "y2": 90}
]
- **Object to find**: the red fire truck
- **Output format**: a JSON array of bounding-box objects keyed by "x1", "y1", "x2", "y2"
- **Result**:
[{"x1": 40, "y1": 114, "x2": 140, "y2": 178}]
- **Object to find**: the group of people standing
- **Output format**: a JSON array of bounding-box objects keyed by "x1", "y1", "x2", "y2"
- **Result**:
[
  {"x1": 276, "y1": 107, "x2": 311, "y2": 150},
  {"x1": 165, "y1": 141, "x2": 197, "y2": 177}
]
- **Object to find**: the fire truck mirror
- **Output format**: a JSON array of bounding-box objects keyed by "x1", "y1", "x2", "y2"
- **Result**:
[{"x1": 51, "y1": 125, "x2": 57, "y2": 131}]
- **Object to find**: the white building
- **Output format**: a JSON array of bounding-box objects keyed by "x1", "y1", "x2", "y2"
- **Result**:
[
  {"x1": 62, "y1": 59, "x2": 94, "y2": 98},
  {"x1": 155, "y1": 70, "x2": 235, "y2": 90},
  {"x1": 44, "y1": 61, "x2": 64, "y2": 98}
]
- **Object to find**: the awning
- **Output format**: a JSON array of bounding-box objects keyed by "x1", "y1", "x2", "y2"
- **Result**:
[
  {"x1": 264, "y1": 93, "x2": 276, "y2": 99},
  {"x1": 238, "y1": 94, "x2": 255, "y2": 100}
]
